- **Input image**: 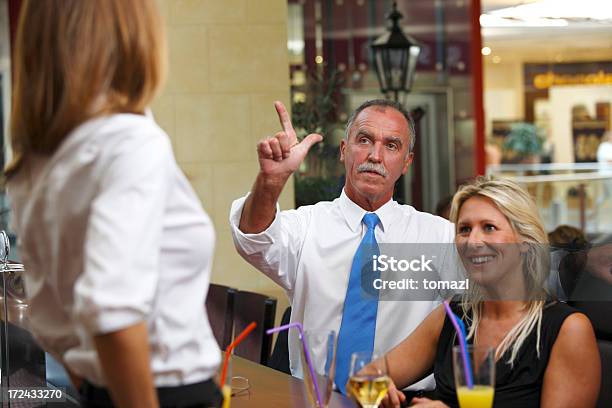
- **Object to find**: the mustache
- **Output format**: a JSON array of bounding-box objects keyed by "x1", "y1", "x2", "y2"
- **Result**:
[{"x1": 357, "y1": 162, "x2": 388, "y2": 177}]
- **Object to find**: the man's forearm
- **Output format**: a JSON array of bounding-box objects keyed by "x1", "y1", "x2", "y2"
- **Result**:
[
  {"x1": 239, "y1": 172, "x2": 288, "y2": 233},
  {"x1": 93, "y1": 322, "x2": 158, "y2": 408}
]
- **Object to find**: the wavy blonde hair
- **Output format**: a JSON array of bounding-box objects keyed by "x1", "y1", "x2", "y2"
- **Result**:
[
  {"x1": 450, "y1": 177, "x2": 550, "y2": 365},
  {"x1": 5, "y1": 0, "x2": 166, "y2": 177}
]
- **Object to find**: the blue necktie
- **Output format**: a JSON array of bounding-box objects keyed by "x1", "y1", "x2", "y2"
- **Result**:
[{"x1": 335, "y1": 213, "x2": 380, "y2": 394}]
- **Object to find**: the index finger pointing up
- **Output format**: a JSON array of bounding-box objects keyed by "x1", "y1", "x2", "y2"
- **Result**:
[{"x1": 274, "y1": 101, "x2": 296, "y2": 138}]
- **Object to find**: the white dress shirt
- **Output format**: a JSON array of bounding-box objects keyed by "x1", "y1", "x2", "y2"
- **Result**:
[
  {"x1": 230, "y1": 190, "x2": 455, "y2": 390},
  {"x1": 8, "y1": 114, "x2": 220, "y2": 387}
]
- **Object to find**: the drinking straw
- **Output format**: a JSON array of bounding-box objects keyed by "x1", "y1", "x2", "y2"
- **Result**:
[
  {"x1": 267, "y1": 322, "x2": 323, "y2": 408},
  {"x1": 220, "y1": 322, "x2": 257, "y2": 386},
  {"x1": 443, "y1": 301, "x2": 474, "y2": 389}
]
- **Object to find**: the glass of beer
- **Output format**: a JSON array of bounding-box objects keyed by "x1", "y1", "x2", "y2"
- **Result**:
[
  {"x1": 300, "y1": 330, "x2": 336, "y2": 408},
  {"x1": 347, "y1": 352, "x2": 391, "y2": 408},
  {"x1": 452, "y1": 345, "x2": 495, "y2": 408}
]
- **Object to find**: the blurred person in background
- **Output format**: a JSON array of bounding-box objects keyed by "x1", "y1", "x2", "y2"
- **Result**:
[
  {"x1": 548, "y1": 225, "x2": 587, "y2": 249},
  {"x1": 5, "y1": 1, "x2": 221, "y2": 407},
  {"x1": 435, "y1": 195, "x2": 453, "y2": 220},
  {"x1": 485, "y1": 143, "x2": 502, "y2": 167},
  {"x1": 548, "y1": 225, "x2": 589, "y2": 299}
]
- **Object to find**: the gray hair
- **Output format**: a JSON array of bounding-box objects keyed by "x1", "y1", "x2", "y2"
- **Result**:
[{"x1": 344, "y1": 99, "x2": 416, "y2": 153}]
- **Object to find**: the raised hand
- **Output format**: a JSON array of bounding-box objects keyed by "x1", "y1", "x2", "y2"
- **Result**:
[
  {"x1": 239, "y1": 101, "x2": 324, "y2": 233},
  {"x1": 256, "y1": 101, "x2": 323, "y2": 182}
]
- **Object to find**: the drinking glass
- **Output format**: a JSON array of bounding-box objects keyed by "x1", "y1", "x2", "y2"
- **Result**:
[
  {"x1": 452, "y1": 345, "x2": 495, "y2": 408},
  {"x1": 347, "y1": 352, "x2": 390, "y2": 408},
  {"x1": 299, "y1": 330, "x2": 336, "y2": 408},
  {"x1": 219, "y1": 355, "x2": 251, "y2": 408}
]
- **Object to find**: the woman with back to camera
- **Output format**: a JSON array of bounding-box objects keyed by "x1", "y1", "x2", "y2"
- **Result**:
[
  {"x1": 6, "y1": 1, "x2": 221, "y2": 407},
  {"x1": 377, "y1": 178, "x2": 600, "y2": 408}
]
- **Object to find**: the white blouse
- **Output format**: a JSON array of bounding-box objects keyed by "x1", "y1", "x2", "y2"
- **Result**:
[{"x1": 8, "y1": 114, "x2": 220, "y2": 387}]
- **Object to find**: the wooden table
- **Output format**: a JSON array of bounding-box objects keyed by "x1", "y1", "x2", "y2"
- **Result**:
[{"x1": 231, "y1": 356, "x2": 357, "y2": 407}]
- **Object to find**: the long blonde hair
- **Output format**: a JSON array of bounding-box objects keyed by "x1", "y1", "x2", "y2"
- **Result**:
[
  {"x1": 450, "y1": 177, "x2": 550, "y2": 365},
  {"x1": 5, "y1": 0, "x2": 167, "y2": 177}
]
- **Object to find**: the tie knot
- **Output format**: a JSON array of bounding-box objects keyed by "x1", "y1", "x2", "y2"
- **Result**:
[{"x1": 362, "y1": 213, "x2": 380, "y2": 230}]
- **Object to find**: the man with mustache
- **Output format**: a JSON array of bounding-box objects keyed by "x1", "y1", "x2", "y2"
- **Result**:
[{"x1": 230, "y1": 99, "x2": 455, "y2": 397}]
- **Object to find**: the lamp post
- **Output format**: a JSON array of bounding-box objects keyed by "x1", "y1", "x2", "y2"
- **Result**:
[
  {"x1": 371, "y1": 1, "x2": 423, "y2": 206},
  {"x1": 371, "y1": 1, "x2": 421, "y2": 103}
]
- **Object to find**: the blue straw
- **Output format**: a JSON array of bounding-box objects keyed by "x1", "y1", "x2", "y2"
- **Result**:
[{"x1": 443, "y1": 301, "x2": 474, "y2": 389}]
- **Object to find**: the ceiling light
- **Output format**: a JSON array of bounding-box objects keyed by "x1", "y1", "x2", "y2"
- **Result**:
[
  {"x1": 481, "y1": 46, "x2": 492, "y2": 56},
  {"x1": 488, "y1": 0, "x2": 612, "y2": 21},
  {"x1": 480, "y1": 14, "x2": 569, "y2": 27}
]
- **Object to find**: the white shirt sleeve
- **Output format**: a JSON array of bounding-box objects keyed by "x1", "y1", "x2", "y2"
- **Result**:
[
  {"x1": 73, "y1": 134, "x2": 171, "y2": 334},
  {"x1": 229, "y1": 195, "x2": 309, "y2": 292}
]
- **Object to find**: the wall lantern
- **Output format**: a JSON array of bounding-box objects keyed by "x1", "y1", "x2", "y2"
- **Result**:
[{"x1": 371, "y1": 1, "x2": 422, "y2": 102}]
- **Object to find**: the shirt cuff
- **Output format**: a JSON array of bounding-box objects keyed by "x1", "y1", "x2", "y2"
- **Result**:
[
  {"x1": 229, "y1": 193, "x2": 282, "y2": 254},
  {"x1": 74, "y1": 301, "x2": 147, "y2": 335}
]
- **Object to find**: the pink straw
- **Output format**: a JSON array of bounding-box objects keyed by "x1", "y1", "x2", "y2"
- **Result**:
[
  {"x1": 443, "y1": 300, "x2": 474, "y2": 388},
  {"x1": 267, "y1": 322, "x2": 323, "y2": 407}
]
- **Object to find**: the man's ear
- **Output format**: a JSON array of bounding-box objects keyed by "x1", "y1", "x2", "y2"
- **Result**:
[
  {"x1": 340, "y1": 138, "x2": 346, "y2": 162},
  {"x1": 402, "y1": 152, "x2": 414, "y2": 174}
]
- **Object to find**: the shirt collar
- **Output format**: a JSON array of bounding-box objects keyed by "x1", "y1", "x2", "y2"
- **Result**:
[{"x1": 339, "y1": 189, "x2": 397, "y2": 233}]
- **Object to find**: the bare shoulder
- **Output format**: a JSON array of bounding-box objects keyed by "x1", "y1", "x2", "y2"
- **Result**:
[
  {"x1": 542, "y1": 312, "x2": 601, "y2": 407},
  {"x1": 550, "y1": 311, "x2": 598, "y2": 364},
  {"x1": 422, "y1": 304, "x2": 447, "y2": 335},
  {"x1": 431, "y1": 303, "x2": 448, "y2": 321},
  {"x1": 556, "y1": 312, "x2": 596, "y2": 342}
]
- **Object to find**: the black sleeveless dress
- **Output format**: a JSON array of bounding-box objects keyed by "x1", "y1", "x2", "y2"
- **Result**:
[{"x1": 432, "y1": 301, "x2": 577, "y2": 408}]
